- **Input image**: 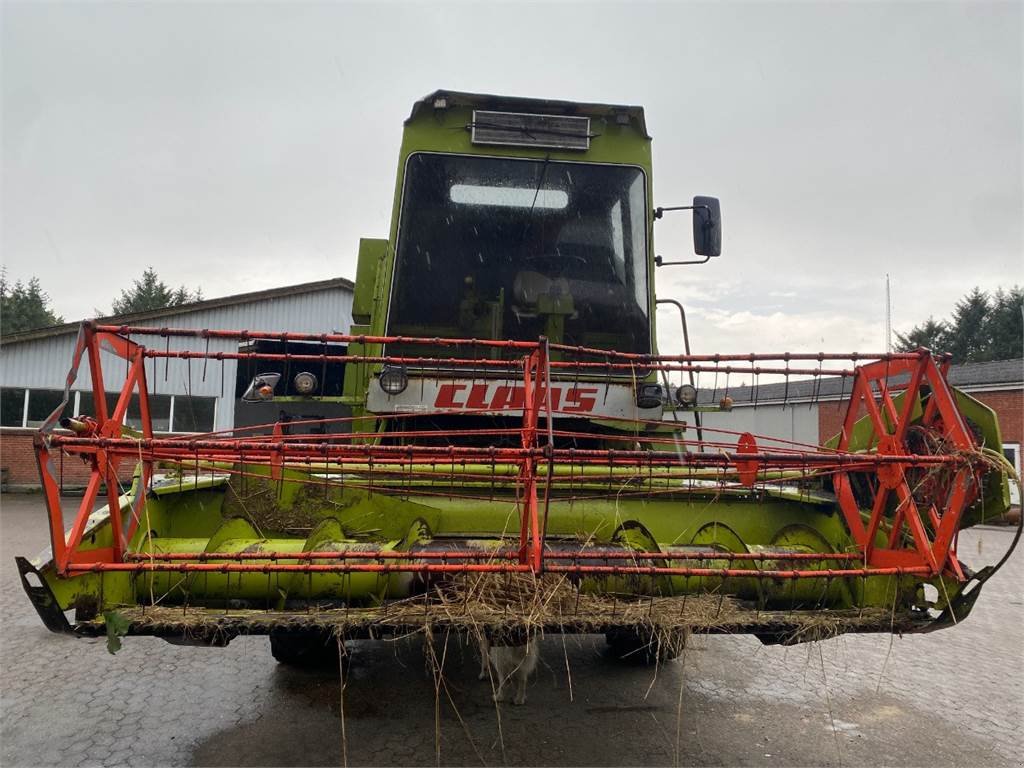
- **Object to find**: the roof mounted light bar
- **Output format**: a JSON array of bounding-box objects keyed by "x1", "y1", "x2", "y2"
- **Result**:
[{"x1": 471, "y1": 110, "x2": 591, "y2": 151}]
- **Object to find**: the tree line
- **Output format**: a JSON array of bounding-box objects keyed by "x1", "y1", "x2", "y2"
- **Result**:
[
  {"x1": 895, "y1": 286, "x2": 1022, "y2": 363},
  {"x1": 1, "y1": 267, "x2": 202, "y2": 336}
]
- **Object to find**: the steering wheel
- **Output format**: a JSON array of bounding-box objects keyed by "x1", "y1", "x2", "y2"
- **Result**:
[{"x1": 524, "y1": 253, "x2": 587, "y2": 282}]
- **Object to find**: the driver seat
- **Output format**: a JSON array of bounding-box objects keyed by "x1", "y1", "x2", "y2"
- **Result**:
[{"x1": 512, "y1": 271, "x2": 570, "y2": 316}]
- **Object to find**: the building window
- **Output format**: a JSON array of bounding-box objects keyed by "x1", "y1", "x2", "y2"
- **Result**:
[
  {"x1": 123, "y1": 394, "x2": 173, "y2": 433},
  {"x1": 98, "y1": 392, "x2": 173, "y2": 433},
  {"x1": 25, "y1": 389, "x2": 68, "y2": 428},
  {"x1": 1004, "y1": 443, "x2": 1021, "y2": 507},
  {"x1": 98, "y1": 391, "x2": 213, "y2": 433},
  {"x1": 140, "y1": 394, "x2": 173, "y2": 433},
  {"x1": 0, "y1": 388, "x2": 214, "y2": 433},
  {"x1": 1, "y1": 388, "x2": 27, "y2": 427},
  {"x1": 172, "y1": 395, "x2": 216, "y2": 433},
  {"x1": 75, "y1": 392, "x2": 96, "y2": 418},
  {"x1": 1004, "y1": 444, "x2": 1018, "y2": 467}
]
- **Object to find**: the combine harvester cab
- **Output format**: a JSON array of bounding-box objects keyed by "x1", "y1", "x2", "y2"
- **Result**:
[{"x1": 18, "y1": 90, "x2": 1019, "y2": 662}]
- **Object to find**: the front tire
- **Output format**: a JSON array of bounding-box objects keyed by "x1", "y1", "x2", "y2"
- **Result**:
[{"x1": 269, "y1": 631, "x2": 341, "y2": 667}]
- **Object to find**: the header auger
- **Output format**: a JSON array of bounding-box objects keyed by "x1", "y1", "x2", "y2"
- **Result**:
[{"x1": 18, "y1": 90, "x2": 1017, "y2": 662}]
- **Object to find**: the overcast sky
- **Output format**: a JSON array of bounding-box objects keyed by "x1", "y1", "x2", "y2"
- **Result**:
[{"x1": 2, "y1": 1, "x2": 1021, "y2": 358}]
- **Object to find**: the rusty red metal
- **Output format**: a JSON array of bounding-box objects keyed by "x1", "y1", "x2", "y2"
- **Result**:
[
  {"x1": 43, "y1": 436, "x2": 962, "y2": 470},
  {"x1": 831, "y1": 355, "x2": 980, "y2": 574},
  {"x1": 35, "y1": 322, "x2": 981, "y2": 583}
]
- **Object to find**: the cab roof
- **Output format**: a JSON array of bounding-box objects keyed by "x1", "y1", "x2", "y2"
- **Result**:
[{"x1": 407, "y1": 89, "x2": 650, "y2": 139}]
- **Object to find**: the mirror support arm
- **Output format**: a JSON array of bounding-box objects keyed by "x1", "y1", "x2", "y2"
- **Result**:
[
  {"x1": 653, "y1": 204, "x2": 717, "y2": 266},
  {"x1": 654, "y1": 254, "x2": 711, "y2": 267},
  {"x1": 653, "y1": 205, "x2": 709, "y2": 219}
]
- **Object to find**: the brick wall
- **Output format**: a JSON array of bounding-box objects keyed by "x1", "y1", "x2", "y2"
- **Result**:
[
  {"x1": 969, "y1": 390, "x2": 1022, "y2": 445},
  {"x1": 818, "y1": 387, "x2": 1022, "y2": 445},
  {"x1": 1, "y1": 429, "x2": 135, "y2": 490},
  {"x1": 818, "y1": 400, "x2": 864, "y2": 445}
]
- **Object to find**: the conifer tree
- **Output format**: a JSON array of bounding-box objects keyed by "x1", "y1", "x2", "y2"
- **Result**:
[
  {"x1": 0, "y1": 269, "x2": 63, "y2": 335},
  {"x1": 111, "y1": 267, "x2": 202, "y2": 315}
]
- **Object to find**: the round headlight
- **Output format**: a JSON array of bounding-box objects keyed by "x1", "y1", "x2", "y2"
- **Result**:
[
  {"x1": 293, "y1": 371, "x2": 318, "y2": 395},
  {"x1": 379, "y1": 366, "x2": 408, "y2": 396},
  {"x1": 675, "y1": 384, "x2": 698, "y2": 406}
]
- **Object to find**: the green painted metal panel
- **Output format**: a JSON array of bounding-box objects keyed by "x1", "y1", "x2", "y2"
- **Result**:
[{"x1": 352, "y1": 238, "x2": 388, "y2": 324}]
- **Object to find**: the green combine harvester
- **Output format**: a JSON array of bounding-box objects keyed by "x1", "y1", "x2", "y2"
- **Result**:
[{"x1": 19, "y1": 90, "x2": 1019, "y2": 665}]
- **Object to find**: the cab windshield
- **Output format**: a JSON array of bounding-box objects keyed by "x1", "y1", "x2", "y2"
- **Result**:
[{"x1": 386, "y1": 153, "x2": 651, "y2": 358}]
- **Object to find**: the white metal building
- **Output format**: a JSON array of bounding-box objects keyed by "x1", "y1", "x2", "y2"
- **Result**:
[{"x1": 1, "y1": 277, "x2": 354, "y2": 435}]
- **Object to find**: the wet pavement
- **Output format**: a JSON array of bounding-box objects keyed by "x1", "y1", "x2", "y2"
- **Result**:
[{"x1": 1, "y1": 493, "x2": 1021, "y2": 767}]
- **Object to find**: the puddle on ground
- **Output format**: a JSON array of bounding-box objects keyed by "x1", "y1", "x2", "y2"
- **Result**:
[{"x1": 189, "y1": 634, "x2": 1015, "y2": 768}]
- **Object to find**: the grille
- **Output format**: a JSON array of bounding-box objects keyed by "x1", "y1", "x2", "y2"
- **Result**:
[{"x1": 471, "y1": 110, "x2": 591, "y2": 151}]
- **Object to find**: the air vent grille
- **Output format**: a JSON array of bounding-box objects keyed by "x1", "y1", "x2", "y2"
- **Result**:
[{"x1": 471, "y1": 110, "x2": 591, "y2": 151}]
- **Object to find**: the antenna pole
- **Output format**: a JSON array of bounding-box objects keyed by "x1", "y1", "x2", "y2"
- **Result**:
[{"x1": 885, "y1": 274, "x2": 892, "y2": 353}]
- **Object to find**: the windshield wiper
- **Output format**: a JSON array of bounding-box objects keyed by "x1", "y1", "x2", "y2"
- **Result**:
[{"x1": 519, "y1": 155, "x2": 552, "y2": 251}]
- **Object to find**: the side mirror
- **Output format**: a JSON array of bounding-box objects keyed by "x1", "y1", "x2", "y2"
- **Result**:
[
  {"x1": 653, "y1": 196, "x2": 722, "y2": 266},
  {"x1": 692, "y1": 196, "x2": 721, "y2": 257}
]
